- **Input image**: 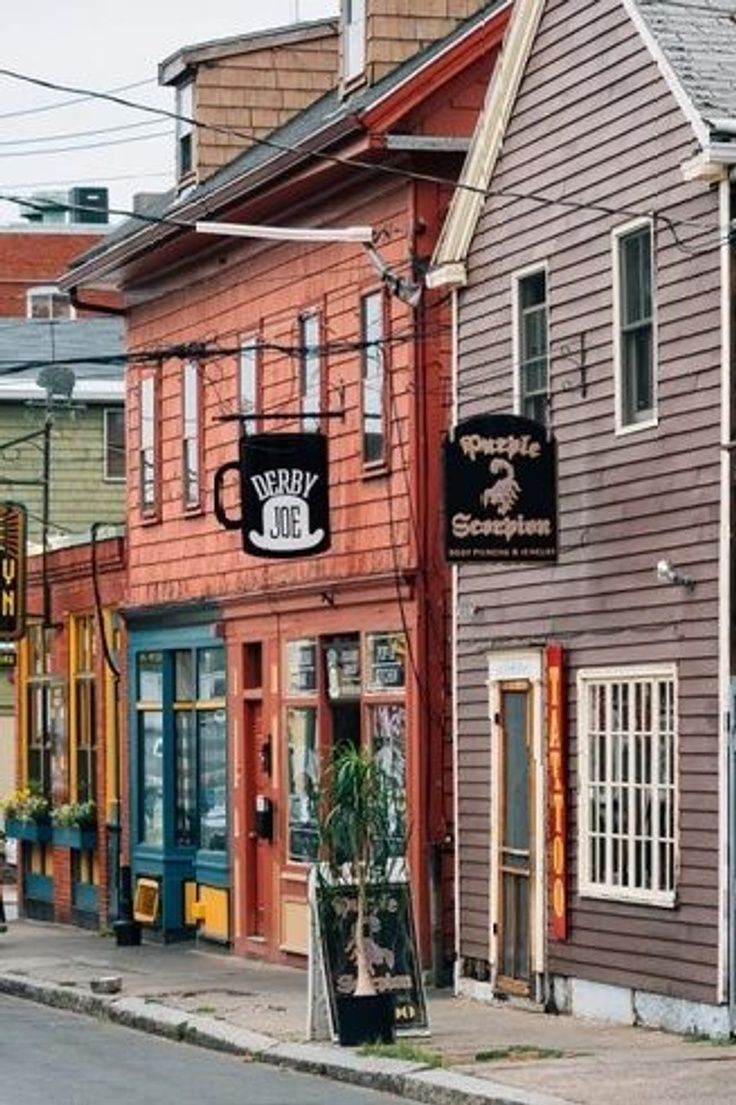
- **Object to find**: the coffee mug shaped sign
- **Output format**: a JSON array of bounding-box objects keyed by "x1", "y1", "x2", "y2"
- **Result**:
[{"x1": 214, "y1": 432, "x2": 330, "y2": 559}]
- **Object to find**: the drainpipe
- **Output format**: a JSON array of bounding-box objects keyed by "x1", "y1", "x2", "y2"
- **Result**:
[
  {"x1": 90, "y1": 523, "x2": 137, "y2": 940},
  {"x1": 719, "y1": 174, "x2": 735, "y2": 1020}
]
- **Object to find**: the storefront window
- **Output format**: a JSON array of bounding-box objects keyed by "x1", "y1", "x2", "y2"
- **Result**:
[
  {"x1": 287, "y1": 706, "x2": 319, "y2": 862},
  {"x1": 365, "y1": 632, "x2": 406, "y2": 692},
  {"x1": 370, "y1": 703, "x2": 407, "y2": 852},
  {"x1": 200, "y1": 709, "x2": 227, "y2": 851},
  {"x1": 25, "y1": 624, "x2": 53, "y2": 795},
  {"x1": 141, "y1": 711, "x2": 164, "y2": 846},
  {"x1": 286, "y1": 639, "x2": 317, "y2": 694},
  {"x1": 175, "y1": 712, "x2": 197, "y2": 846},
  {"x1": 175, "y1": 650, "x2": 195, "y2": 700},
  {"x1": 324, "y1": 634, "x2": 361, "y2": 700},
  {"x1": 199, "y1": 647, "x2": 226, "y2": 700},
  {"x1": 283, "y1": 630, "x2": 408, "y2": 865},
  {"x1": 138, "y1": 645, "x2": 226, "y2": 852},
  {"x1": 139, "y1": 651, "x2": 163, "y2": 702}
]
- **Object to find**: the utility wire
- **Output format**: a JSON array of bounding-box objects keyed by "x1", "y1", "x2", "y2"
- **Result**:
[
  {"x1": 0, "y1": 130, "x2": 171, "y2": 158},
  {"x1": 0, "y1": 118, "x2": 164, "y2": 147},
  {"x1": 0, "y1": 67, "x2": 724, "y2": 247},
  {"x1": 0, "y1": 77, "x2": 155, "y2": 120}
]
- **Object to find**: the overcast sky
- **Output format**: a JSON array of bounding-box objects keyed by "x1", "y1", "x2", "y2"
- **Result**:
[{"x1": 0, "y1": 1, "x2": 338, "y2": 225}]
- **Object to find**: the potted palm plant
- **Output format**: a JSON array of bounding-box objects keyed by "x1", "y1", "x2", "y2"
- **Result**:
[{"x1": 318, "y1": 740, "x2": 403, "y2": 1046}]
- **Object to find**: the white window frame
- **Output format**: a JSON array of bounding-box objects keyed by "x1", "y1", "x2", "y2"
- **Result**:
[
  {"x1": 577, "y1": 664, "x2": 678, "y2": 908},
  {"x1": 26, "y1": 284, "x2": 74, "y2": 320},
  {"x1": 342, "y1": 0, "x2": 366, "y2": 83},
  {"x1": 239, "y1": 336, "x2": 259, "y2": 436},
  {"x1": 360, "y1": 290, "x2": 386, "y2": 466},
  {"x1": 103, "y1": 407, "x2": 125, "y2": 483},
  {"x1": 139, "y1": 375, "x2": 157, "y2": 514},
  {"x1": 613, "y1": 217, "x2": 658, "y2": 435},
  {"x1": 182, "y1": 360, "x2": 200, "y2": 508},
  {"x1": 299, "y1": 311, "x2": 321, "y2": 433},
  {"x1": 511, "y1": 261, "x2": 549, "y2": 425},
  {"x1": 176, "y1": 80, "x2": 194, "y2": 180}
]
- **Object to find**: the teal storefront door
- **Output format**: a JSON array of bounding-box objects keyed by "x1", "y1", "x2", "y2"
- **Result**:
[{"x1": 128, "y1": 616, "x2": 229, "y2": 940}]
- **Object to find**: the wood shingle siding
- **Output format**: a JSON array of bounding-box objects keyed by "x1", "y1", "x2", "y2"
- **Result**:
[{"x1": 455, "y1": 0, "x2": 723, "y2": 1003}]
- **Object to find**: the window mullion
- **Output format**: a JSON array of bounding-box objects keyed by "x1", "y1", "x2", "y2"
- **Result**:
[{"x1": 604, "y1": 683, "x2": 613, "y2": 888}]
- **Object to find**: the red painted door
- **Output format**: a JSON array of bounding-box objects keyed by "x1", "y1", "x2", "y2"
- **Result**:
[{"x1": 244, "y1": 698, "x2": 273, "y2": 941}]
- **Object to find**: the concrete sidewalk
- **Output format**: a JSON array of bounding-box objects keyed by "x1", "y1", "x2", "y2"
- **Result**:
[{"x1": 1, "y1": 897, "x2": 735, "y2": 1105}]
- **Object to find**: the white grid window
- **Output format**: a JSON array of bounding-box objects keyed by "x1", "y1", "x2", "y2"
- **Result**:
[
  {"x1": 239, "y1": 337, "x2": 258, "y2": 435},
  {"x1": 613, "y1": 218, "x2": 657, "y2": 432},
  {"x1": 139, "y1": 376, "x2": 156, "y2": 512},
  {"x1": 343, "y1": 0, "x2": 366, "y2": 82},
  {"x1": 182, "y1": 360, "x2": 200, "y2": 508},
  {"x1": 299, "y1": 312, "x2": 321, "y2": 433},
  {"x1": 578, "y1": 666, "x2": 676, "y2": 907},
  {"x1": 513, "y1": 265, "x2": 548, "y2": 426},
  {"x1": 27, "y1": 285, "x2": 73, "y2": 320}
]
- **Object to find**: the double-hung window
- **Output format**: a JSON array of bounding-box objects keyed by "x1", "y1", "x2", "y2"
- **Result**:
[
  {"x1": 614, "y1": 220, "x2": 655, "y2": 429},
  {"x1": 514, "y1": 266, "x2": 548, "y2": 425},
  {"x1": 72, "y1": 614, "x2": 96, "y2": 803},
  {"x1": 343, "y1": 0, "x2": 366, "y2": 83},
  {"x1": 104, "y1": 408, "x2": 125, "y2": 481},
  {"x1": 176, "y1": 81, "x2": 194, "y2": 180},
  {"x1": 578, "y1": 666, "x2": 676, "y2": 906},
  {"x1": 27, "y1": 285, "x2": 73, "y2": 320},
  {"x1": 239, "y1": 337, "x2": 259, "y2": 434},
  {"x1": 182, "y1": 360, "x2": 200, "y2": 508},
  {"x1": 299, "y1": 312, "x2": 321, "y2": 433},
  {"x1": 25, "y1": 624, "x2": 53, "y2": 797},
  {"x1": 139, "y1": 376, "x2": 157, "y2": 513},
  {"x1": 361, "y1": 291, "x2": 386, "y2": 465}
]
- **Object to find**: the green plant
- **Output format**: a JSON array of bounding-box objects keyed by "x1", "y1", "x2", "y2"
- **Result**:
[
  {"x1": 358, "y1": 1041, "x2": 444, "y2": 1067},
  {"x1": 474, "y1": 1045, "x2": 564, "y2": 1063},
  {"x1": 318, "y1": 741, "x2": 404, "y2": 997},
  {"x1": 51, "y1": 799, "x2": 96, "y2": 828},
  {"x1": 1, "y1": 786, "x2": 51, "y2": 823}
]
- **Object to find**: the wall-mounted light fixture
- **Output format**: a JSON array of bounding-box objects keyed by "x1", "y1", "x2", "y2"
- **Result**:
[{"x1": 656, "y1": 558, "x2": 695, "y2": 592}]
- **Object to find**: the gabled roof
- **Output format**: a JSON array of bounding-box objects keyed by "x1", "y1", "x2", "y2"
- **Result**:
[
  {"x1": 0, "y1": 318, "x2": 125, "y2": 402},
  {"x1": 159, "y1": 18, "x2": 337, "y2": 86},
  {"x1": 63, "y1": 1, "x2": 511, "y2": 291},
  {"x1": 429, "y1": 0, "x2": 736, "y2": 287},
  {"x1": 633, "y1": 0, "x2": 736, "y2": 126}
]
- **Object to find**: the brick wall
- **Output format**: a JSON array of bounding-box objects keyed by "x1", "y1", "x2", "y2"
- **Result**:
[{"x1": 0, "y1": 230, "x2": 106, "y2": 317}]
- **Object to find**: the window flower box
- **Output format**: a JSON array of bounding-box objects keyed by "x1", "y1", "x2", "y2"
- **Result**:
[
  {"x1": 50, "y1": 800, "x2": 96, "y2": 850},
  {"x1": 52, "y1": 824, "x2": 97, "y2": 851},
  {"x1": 4, "y1": 816, "x2": 52, "y2": 844}
]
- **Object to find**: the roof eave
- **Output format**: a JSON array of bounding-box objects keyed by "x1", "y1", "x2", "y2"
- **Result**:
[{"x1": 59, "y1": 113, "x2": 362, "y2": 292}]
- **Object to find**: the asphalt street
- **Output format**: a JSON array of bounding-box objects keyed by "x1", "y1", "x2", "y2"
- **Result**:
[{"x1": 0, "y1": 994, "x2": 406, "y2": 1105}]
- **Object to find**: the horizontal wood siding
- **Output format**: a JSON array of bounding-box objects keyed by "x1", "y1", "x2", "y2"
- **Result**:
[
  {"x1": 0, "y1": 404, "x2": 125, "y2": 544},
  {"x1": 125, "y1": 181, "x2": 420, "y2": 609},
  {"x1": 456, "y1": 0, "x2": 723, "y2": 1003}
]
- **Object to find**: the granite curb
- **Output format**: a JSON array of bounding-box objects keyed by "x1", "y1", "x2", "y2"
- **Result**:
[{"x1": 0, "y1": 972, "x2": 573, "y2": 1105}]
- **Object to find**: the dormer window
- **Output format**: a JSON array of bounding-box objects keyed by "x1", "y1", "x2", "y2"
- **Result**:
[
  {"x1": 176, "y1": 80, "x2": 194, "y2": 179},
  {"x1": 27, "y1": 285, "x2": 73, "y2": 320},
  {"x1": 343, "y1": 0, "x2": 366, "y2": 83}
]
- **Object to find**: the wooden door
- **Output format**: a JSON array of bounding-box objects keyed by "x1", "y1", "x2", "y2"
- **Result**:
[
  {"x1": 496, "y1": 684, "x2": 533, "y2": 994},
  {"x1": 244, "y1": 699, "x2": 272, "y2": 940}
]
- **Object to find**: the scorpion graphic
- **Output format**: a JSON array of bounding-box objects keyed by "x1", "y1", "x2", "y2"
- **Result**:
[{"x1": 480, "y1": 457, "x2": 521, "y2": 516}]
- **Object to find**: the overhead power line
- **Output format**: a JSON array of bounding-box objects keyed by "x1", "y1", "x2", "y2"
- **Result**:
[
  {"x1": 0, "y1": 118, "x2": 164, "y2": 147},
  {"x1": 0, "y1": 66, "x2": 724, "y2": 252},
  {"x1": 0, "y1": 77, "x2": 155, "y2": 121},
  {"x1": 0, "y1": 130, "x2": 171, "y2": 159}
]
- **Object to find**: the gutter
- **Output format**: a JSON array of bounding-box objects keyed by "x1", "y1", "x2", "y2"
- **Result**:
[{"x1": 59, "y1": 111, "x2": 363, "y2": 291}]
